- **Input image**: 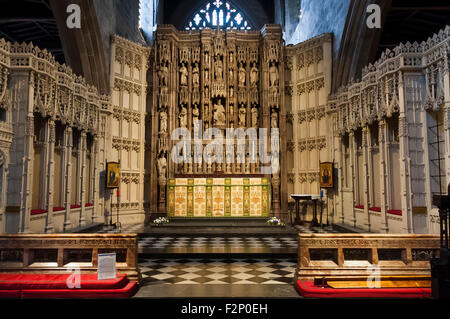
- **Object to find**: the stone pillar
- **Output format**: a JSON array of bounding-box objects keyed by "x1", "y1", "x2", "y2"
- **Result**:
[
  {"x1": 378, "y1": 120, "x2": 389, "y2": 232},
  {"x1": 0, "y1": 152, "x2": 8, "y2": 233},
  {"x1": 79, "y1": 131, "x2": 87, "y2": 226},
  {"x1": 362, "y1": 126, "x2": 370, "y2": 230},
  {"x1": 63, "y1": 126, "x2": 73, "y2": 231},
  {"x1": 19, "y1": 115, "x2": 34, "y2": 234},
  {"x1": 349, "y1": 130, "x2": 356, "y2": 228},
  {"x1": 92, "y1": 135, "x2": 100, "y2": 223},
  {"x1": 45, "y1": 119, "x2": 56, "y2": 233},
  {"x1": 337, "y1": 135, "x2": 345, "y2": 224}
]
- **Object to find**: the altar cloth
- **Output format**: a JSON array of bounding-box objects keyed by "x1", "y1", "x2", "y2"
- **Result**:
[{"x1": 167, "y1": 177, "x2": 270, "y2": 217}]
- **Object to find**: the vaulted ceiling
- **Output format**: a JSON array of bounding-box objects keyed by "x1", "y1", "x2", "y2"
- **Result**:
[
  {"x1": 0, "y1": 0, "x2": 65, "y2": 63},
  {"x1": 375, "y1": 0, "x2": 450, "y2": 60}
]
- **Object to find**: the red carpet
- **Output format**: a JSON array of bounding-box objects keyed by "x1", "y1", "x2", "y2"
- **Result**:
[
  {"x1": 295, "y1": 280, "x2": 431, "y2": 298},
  {"x1": 0, "y1": 273, "x2": 137, "y2": 298},
  {"x1": 21, "y1": 282, "x2": 138, "y2": 299}
]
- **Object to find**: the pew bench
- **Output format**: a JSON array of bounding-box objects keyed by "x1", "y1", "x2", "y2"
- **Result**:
[
  {"x1": 296, "y1": 233, "x2": 440, "y2": 298},
  {"x1": 0, "y1": 234, "x2": 140, "y2": 298}
]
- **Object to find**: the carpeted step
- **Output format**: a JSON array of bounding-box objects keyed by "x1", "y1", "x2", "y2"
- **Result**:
[
  {"x1": 0, "y1": 290, "x2": 21, "y2": 298},
  {"x1": 20, "y1": 281, "x2": 138, "y2": 299},
  {"x1": 295, "y1": 280, "x2": 431, "y2": 298},
  {"x1": 0, "y1": 273, "x2": 129, "y2": 290}
]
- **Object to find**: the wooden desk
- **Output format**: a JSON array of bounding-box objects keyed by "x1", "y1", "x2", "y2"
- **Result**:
[{"x1": 290, "y1": 194, "x2": 320, "y2": 225}]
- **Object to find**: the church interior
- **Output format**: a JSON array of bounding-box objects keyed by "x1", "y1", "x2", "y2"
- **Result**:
[{"x1": 0, "y1": 0, "x2": 449, "y2": 300}]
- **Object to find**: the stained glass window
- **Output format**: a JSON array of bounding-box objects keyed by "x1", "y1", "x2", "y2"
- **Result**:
[{"x1": 185, "y1": 1, "x2": 252, "y2": 30}]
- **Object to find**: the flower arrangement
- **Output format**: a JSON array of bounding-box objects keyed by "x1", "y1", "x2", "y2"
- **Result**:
[
  {"x1": 266, "y1": 216, "x2": 285, "y2": 226},
  {"x1": 151, "y1": 217, "x2": 169, "y2": 226}
]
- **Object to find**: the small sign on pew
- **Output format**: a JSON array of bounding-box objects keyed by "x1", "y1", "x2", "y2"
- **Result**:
[{"x1": 97, "y1": 253, "x2": 116, "y2": 280}]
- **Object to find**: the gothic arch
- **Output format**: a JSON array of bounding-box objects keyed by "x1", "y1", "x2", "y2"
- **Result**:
[
  {"x1": 49, "y1": 0, "x2": 109, "y2": 94},
  {"x1": 332, "y1": 0, "x2": 391, "y2": 92},
  {"x1": 166, "y1": 0, "x2": 270, "y2": 30}
]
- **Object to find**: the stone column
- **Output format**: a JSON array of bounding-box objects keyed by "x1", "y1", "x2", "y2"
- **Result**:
[
  {"x1": 92, "y1": 135, "x2": 100, "y2": 223},
  {"x1": 362, "y1": 126, "x2": 370, "y2": 230},
  {"x1": 336, "y1": 135, "x2": 345, "y2": 224},
  {"x1": 19, "y1": 115, "x2": 34, "y2": 233},
  {"x1": 63, "y1": 126, "x2": 73, "y2": 231},
  {"x1": 45, "y1": 119, "x2": 56, "y2": 233},
  {"x1": 349, "y1": 130, "x2": 356, "y2": 228},
  {"x1": 0, "y1": 152, "x2": 8, "y2": 233},
  {"x1": 378, "y1": 119, "x2": 389, "y2": 232},
  {"x1": 79, "y1": 131, "x2": 87, "y2": 226}
]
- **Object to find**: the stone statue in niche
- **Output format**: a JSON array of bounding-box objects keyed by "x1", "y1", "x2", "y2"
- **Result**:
[
  {"x1": 251, "y1": 106, "x2": 258, "y2": 128},
  {"x1": 229, "y1": 68, "x2": 234, "y2": 81},
  {"x1": 213, "y1": 100, "x2": 226, "y2": 126},
  {"x1": 180, "y1": 64, "x2": 188, "y2": 86},
  {"x1": 238, "y1": 63, "x2": 246, "y2": 87},
  {"x1": 271, "y1": 111, "x2": 278, "y2": 128},
  {"x1": 192, "y1": 105, "x2": 200, "y2": 131},
  {"x1": 215, "y1": 58, "x2": 223, "y2": 80},
  {"x1": 159, "y1": 110, "x2": 167, "y2": 133},
  {"x1": 229, "y1": 86, "x2": 234, "y2": 98},
  {"x1": 192, "y1": 63, "x2": 200, "y2": 86},
  {"x1": 269, "y1": 64, "x2": 279, "y2": 87},
  {"x1": 229, "y1": 52, "x2": 234, "y2": 64},
  {"x1": 204, "y1": 52, "x2": 210, "y2": 65},
  {"x1": 159, "y1": 64, "x2": 168, "y2": 87},
  {"x1": 238, "y1": 105, "x2": 246, "y2": 127},
  {"x1": 229, "y1": 105, "x2": 234, "y2": 124},
  {"x1": 179, "y1": 105, "x2": 187, "y2": 127},
  {"x1": 157, "y1": 153, "x2": 167, "y2": 179},
  {"x1": 204, "y1": 69, "x2": 209, "y2": 83},
  {"x1": 180, "y1": 63, "x2": 188, "y2": 86},
  {"x1": 250, "y1": 64, "x2": 258, "y2": 86}
]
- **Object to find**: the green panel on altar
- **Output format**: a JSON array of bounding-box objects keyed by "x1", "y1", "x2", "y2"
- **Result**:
[{"x1": 167, "y1": 177, "x2": 270, "y2": 217}]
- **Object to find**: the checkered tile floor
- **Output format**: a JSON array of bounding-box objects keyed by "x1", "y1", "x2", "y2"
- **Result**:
[
  {"x1": 139, "y1": 257, "x2": 297, "y2": 285},
  {"x1": 138, "y1": 236, "x2": 297, "y2": 251}
]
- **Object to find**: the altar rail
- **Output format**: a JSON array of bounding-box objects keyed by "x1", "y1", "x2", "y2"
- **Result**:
[
  {"x1": 298, "y1": 234, "x2": 440, "y2": 281},
  {"x1": 0, "y1": 234, "x2": 139, "y2": 282}
]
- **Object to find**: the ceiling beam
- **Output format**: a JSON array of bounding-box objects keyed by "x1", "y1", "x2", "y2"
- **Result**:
[
  {"x1": 390, "y1": 7, "x2": 450, "y2": 10},
  {"x1": 0, "y1": 18, "x2": 55, "y2": 23}
]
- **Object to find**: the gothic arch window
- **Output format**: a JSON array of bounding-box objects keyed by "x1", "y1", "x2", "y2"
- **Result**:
[{"x1": 185, "y1": 1, "x2": 252, "y2": 30}]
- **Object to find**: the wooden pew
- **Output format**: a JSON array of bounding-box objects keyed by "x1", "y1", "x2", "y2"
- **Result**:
[
  {"x1": 0, "y1": 234, "x2": 140, "y2": 283},
  {"x1": 298, "y1": 234, "x2": 440, "y2": 287}
]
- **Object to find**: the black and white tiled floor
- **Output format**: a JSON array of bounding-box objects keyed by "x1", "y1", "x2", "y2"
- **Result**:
[
  {"x1": 139, "y1": 257, "x2": 297, "y2": 285},
  {"x1": 138, "y1": 236, "x2": 298, "y2": 251}
]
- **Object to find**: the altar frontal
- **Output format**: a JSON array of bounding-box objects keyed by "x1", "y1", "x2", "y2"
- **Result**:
[{"x1": 168, "y1": 178, "x2": 270, "y2": 217}]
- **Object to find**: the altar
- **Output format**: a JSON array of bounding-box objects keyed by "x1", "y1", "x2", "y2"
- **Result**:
[{"x1": 167, "y1": 177, "x2": 270, "y2": 217}]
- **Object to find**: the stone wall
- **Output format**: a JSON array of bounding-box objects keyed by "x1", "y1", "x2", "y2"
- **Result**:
[{"x1": 285, "y1": 0, "x2": 351, "y2": 58}]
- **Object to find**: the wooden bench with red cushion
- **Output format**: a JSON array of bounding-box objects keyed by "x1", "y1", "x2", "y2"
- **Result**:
[{"x1": 0, "y1": 273, "x2": 137, "y2": 298}]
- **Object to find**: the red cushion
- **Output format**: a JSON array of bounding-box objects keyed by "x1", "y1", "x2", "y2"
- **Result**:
[
  {"x1": 0, "y1": 290, "x2": 21, "y2": 298},
  {"x1": 388, "y1": 209, "x2": 402, "y2": 216},
  {"x1": 369, "y1": 207, "x2": 381, "y2": 212},
  {"x1": 85, "y1": 203, "x2": 93, "y2": 207},
  {"x1": 295, "y1": 280, "x2": 431, "y2": 298},
  {"x1": 30, "y1": 209, "x2": 47, "y2": 216},
  {"x1": 21, "y1": 281, "x2": 138, "y2": 299},
  {"x1": 53, "y1": 207, "x2": 65, "y2": 212},
  {"x1": 70, "y1": 205, "x2": 81, "y2": 209},
  {"x1": 0, "y1": 274, "x2": 128, "y2": 290},
  {"x1": 355, "y1": 205, "x2": 364, "y2": 209}
]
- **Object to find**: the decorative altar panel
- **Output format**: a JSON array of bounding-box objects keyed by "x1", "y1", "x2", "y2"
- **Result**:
[{"x1": 167, "y1": 178, "x2": 270, "y2": 217}]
